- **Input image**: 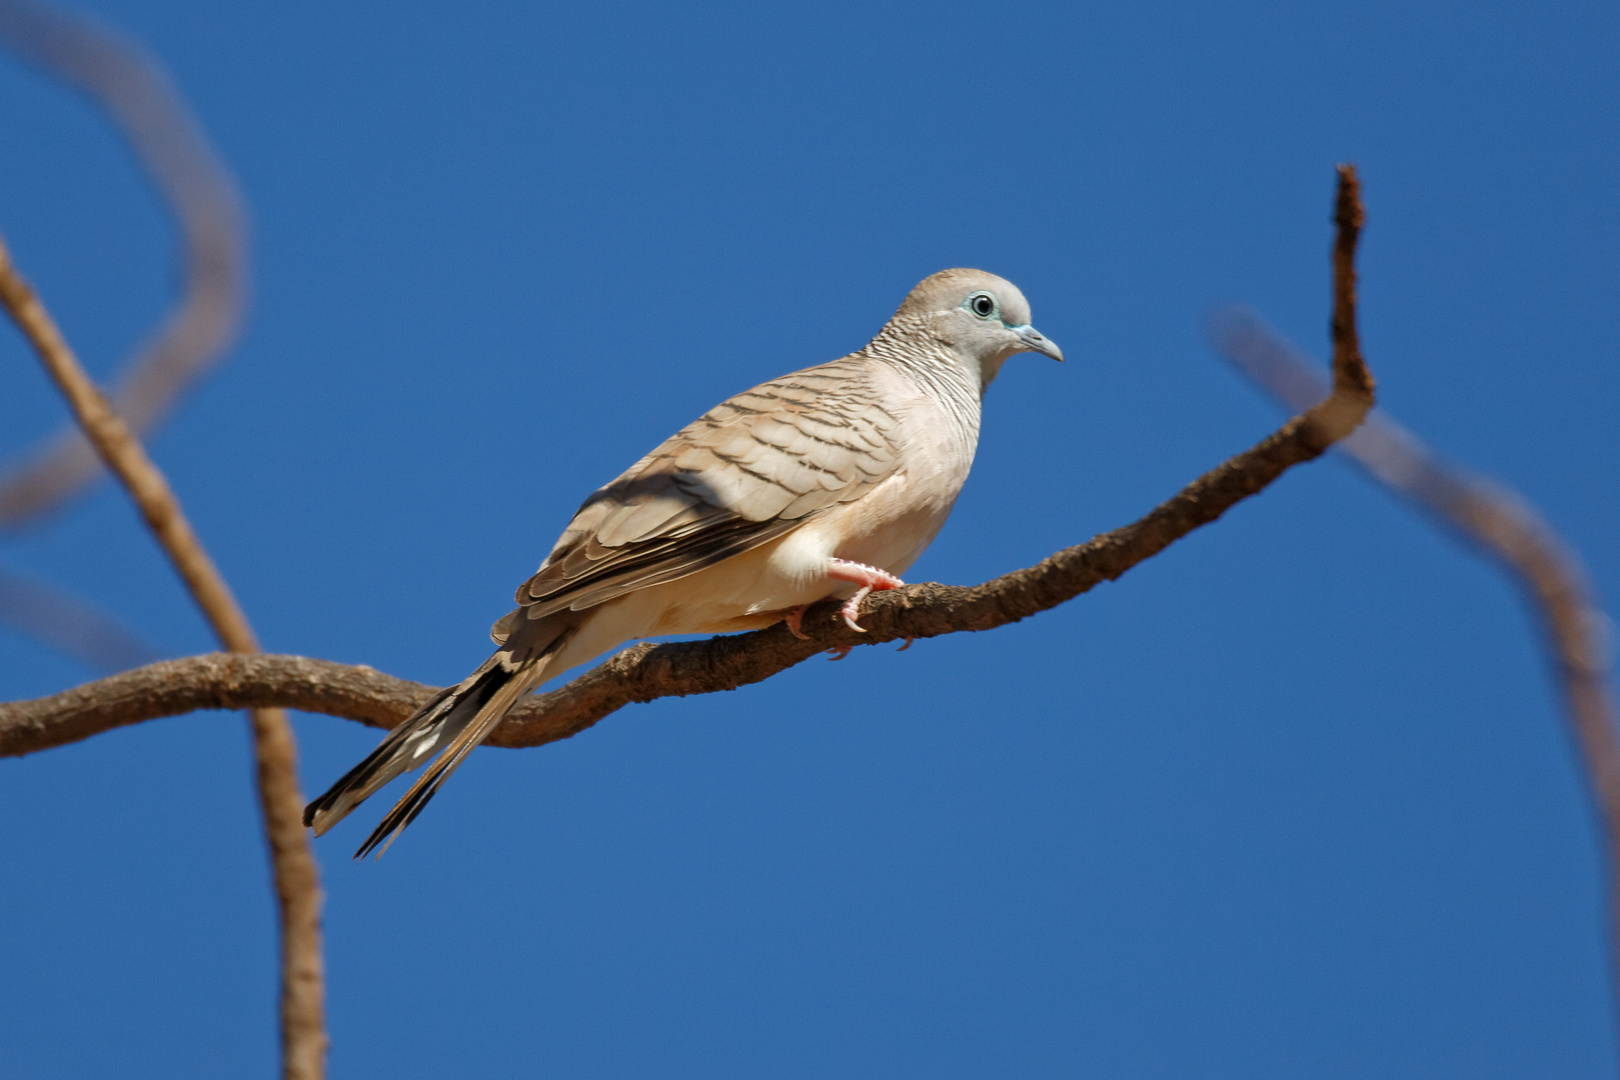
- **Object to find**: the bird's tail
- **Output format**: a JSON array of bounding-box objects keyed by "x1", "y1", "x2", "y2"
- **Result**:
[{"x1": 303, "y1": 627, "x2": 574, "y2": 859}]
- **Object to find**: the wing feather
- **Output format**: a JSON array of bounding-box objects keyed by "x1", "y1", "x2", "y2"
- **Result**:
[{"x1": 508, "y1": 355, "x2": 901, "y2": 624}]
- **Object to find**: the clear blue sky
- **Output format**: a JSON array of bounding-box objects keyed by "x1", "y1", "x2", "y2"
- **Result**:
[{"x1": 2, "y1": 1, "x2": 1618, "y2": 1076}]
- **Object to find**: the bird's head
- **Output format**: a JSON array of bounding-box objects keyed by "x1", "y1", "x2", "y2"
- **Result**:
[{"x1": 890, "y1": 268, "x2": 1064, "y2": 389}]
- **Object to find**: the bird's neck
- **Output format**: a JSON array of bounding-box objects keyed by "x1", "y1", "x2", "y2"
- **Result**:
[{"x1": 862, "y1": 323, "x2": 984, "y2": 455}]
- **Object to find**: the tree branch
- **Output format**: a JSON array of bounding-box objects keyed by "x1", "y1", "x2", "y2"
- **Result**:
[
  {"x1": 0, "y1": 233, "x2": 324, "y2": 1076},
  {"x1": 0, "y1": 0, "x2": 247, "y2": 528},
  {"x1": 2, "y1": 166, "x2": 1380, "y2": 770},
  {"x1": 1209, "y1": 301, "x2": 1620, "y2": 1026},
  {"x1": 0, "y1": 390, "x2": 1377, "y2": 749}
]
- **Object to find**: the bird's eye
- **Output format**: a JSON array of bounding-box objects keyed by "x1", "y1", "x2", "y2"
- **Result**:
[{"x1": 968, "y1": 293, "x2": 996, "y2": 318}]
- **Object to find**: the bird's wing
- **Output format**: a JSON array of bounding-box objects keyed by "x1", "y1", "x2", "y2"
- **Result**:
[{"x1": 510, "y1": 354, "x2": 903, "y2": 622}]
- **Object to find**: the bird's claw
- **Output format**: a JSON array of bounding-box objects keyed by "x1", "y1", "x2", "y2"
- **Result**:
[
  {"x1": 840, "y1": 587, "x2": 873, "y2": 633},
  {"x1": 783, "y1": 605, "x2": 812, "y2": 641},
  {"x1": 827, "y1": 559, "x2": 904, "y2": 634}
]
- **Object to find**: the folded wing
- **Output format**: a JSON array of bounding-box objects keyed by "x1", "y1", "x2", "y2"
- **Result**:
[{"x1": 505, "y1": 355, "x2": 903, "y2": 629}]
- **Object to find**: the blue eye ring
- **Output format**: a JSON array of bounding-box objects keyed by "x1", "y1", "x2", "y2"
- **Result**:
[{"x1": 967, "y1": 292, "x2": 996, "y2": 319}]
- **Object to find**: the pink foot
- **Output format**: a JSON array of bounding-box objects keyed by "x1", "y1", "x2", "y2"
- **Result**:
[
  {"x1": 782, "y1": 605, "x2": 811, "y2": 641},
  {"x1": 826, "y1": 559, "x2": 905, "y2": 633}
]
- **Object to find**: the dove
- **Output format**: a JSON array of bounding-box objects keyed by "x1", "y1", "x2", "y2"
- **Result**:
[{"x1": 305, "y1": 268, "x2": 1063, "y2": 857}]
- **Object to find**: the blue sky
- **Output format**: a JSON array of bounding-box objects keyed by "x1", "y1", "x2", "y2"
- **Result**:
[{"x1": 2, "y1": 1, "x2": 1617, "y2": 1076}]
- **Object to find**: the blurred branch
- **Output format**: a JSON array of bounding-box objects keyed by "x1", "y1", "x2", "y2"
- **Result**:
[
  {"x1": 2, "y1": 170, "x2": 1377, "y2": 786},
  {"x1": 0, "y1": 235, "x2": 324, "y2": 1079},
  {"x1": 0, "y1": 564, "x2": 160, "y2": 673},
  {"x1": 1209, "y1": 304, "x2": 1620, "y2": 1001},
  {"x1": 0, "y1": 0, "x2": 246, "y2": 528}
]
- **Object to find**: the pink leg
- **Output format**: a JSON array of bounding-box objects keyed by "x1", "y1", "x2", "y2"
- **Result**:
[
  {"x1": 825, "y1": 559, "x2": 905, "y2": 633},
  {"x1": 782, "y1": 605, "x2": 811, "y2": 641}
]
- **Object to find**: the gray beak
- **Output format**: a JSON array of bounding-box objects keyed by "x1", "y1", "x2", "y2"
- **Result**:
[{"x1": 1012, "y1": 324, "x2": 1064, "y2": 362}]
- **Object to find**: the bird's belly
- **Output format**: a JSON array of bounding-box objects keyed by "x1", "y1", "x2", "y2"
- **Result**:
[{"x1": 616, "y1": 469, "x2": 959, "y2": 637}]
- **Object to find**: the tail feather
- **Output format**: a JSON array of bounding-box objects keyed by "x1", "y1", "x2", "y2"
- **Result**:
[
  {"x1": 302, "y1": 682, "x2": 461, "y2": 835},
  {"x1": 352, "y1": 655, "x2": 547, "y2": 860},
  {"x1": 303, "y1": 627, "x2": 574, "y2": 854}
]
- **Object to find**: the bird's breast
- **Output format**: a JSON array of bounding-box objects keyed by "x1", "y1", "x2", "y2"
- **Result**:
[{"x1": 597, "y1": 366, "x2": 978, "y2": 639}]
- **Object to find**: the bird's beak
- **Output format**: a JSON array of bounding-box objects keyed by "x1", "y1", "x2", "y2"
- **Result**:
[{"x1": 1011, "y1": 324, "x2": 1064, "y2": 362}]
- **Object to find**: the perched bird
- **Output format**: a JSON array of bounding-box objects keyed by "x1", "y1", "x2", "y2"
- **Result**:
[{"x1": 305, "y1": 268, "x2": 1063, "y2": 857}]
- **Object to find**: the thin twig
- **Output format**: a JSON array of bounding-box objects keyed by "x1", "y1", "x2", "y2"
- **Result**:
[
  {"x1": 0, "y1": 563, "x2": 161, "y2": 673},
  {"x1": 3, "y1": 171, "x2": 1378, "y2": 807},
  {"x1": 1210, "y1": 303, "x2": 1620, "y2": 1030},
  {"x1": 0, "y1": 0, "x2": 247, "y2": 528},
  {"x1": 0, "y1": 235, "x2": 324, "y2": 1079}
]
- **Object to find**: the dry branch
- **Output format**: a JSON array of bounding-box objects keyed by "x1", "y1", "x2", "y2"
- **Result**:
[
  {"x1": 3, "y1": 170, "x2": 1379, "y2": 785},
  {"x1": 1210, "y1": 303, "x2": 1620, "y2": 1012},
  {"x1": 0, "y1": 398, "x2": 1377, "y2": 749},
  {"x1": 0, "y1": 234, "x2": 324, "y2": 1078},
  {"x1": 0, "y1": 0, "x2": 246, "y2": 528}
]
